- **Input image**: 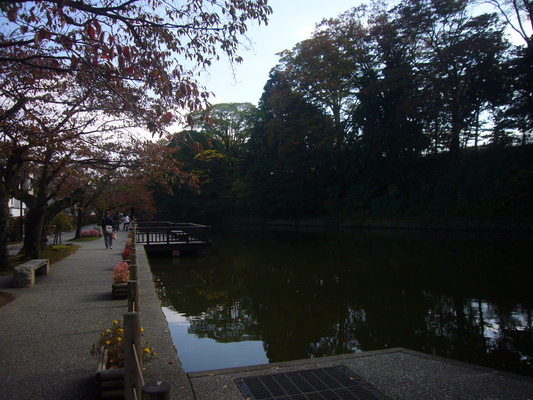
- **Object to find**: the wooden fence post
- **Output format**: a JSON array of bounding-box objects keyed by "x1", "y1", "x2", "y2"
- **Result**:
[
  {"x1": 124, "y1": 312, "x2": 142, "y2": 400},
  {"x1": 128, "y1": 280, "x2": 140, "y2": 312},
  {"x1": 130, "y1": 247, "x2": 138, "y2": 266},
  {"x1": 130, "y1": 261, "x2": 138, "y2": 281},
  {"x1": 142, "y1": 381, "x2": 171, "y2": 400}
]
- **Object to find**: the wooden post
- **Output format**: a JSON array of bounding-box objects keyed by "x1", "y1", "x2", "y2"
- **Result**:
[
  {"x1": 130, "y1": 247, "x2": 137, "y2": 266},
  {"x1": 132, "y1": 222, "x2": 137, "y2": 245},
  {"x1": 142, "y1": 381, "x2": 171, "y2": 400},
  {"x1": 130, "y1": 261, "x2": 138, "y2": 281},
  {"x1": 128, "y1": 280, "x2": 140, "y2": 312},
  {"x1": 124, "y1": 312, "x2": 142, "y2": 400}
]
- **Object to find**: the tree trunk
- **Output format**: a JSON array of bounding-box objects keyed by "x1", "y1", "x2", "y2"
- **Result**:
[
  {"x1": 22, "y1": 206, "x2": 45, "y2": 259},
  {"x1": 0, "y1": 186, "x2": 12, "y2": 271},
  {"x1": 449, "y1": 113, "x2": 461, "y2": 157},
  {"x1": 75, "y1": 205, "x2": 85, "y2": 239}
]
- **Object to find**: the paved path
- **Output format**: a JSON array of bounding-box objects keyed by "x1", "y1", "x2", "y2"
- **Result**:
[{"x1": 0, "y1": 228, "x2": 193, "y2": 400}]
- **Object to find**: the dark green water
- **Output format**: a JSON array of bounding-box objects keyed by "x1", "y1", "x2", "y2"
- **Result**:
[{"x1": 148, "y1": 226, "x2": 533, "y2": 375}]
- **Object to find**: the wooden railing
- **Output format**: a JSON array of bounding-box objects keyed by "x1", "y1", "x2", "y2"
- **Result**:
[
  {"x1": 124, "y1": 311, "x2": 143, "y2": 400},
  {"x1": 135, "y1": 221, "x2": 211, "y2": 245},
  {"x1": 124, "y1": 222, "x2": 170, "y2": 400}
]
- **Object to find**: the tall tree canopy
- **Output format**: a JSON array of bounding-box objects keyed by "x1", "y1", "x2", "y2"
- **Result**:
[
  {"x1": 156, "y1": 0, "x2": 532, "y2": 222},
  {"x1": 278, "y1": 7, "x2": 371, "y2": 148},
  {"x1": 192, "y1": 102, "x2": 259, "y2": 155},
  {"x1": 392, "y1": 0, "x2": 511, "y2": 155}
]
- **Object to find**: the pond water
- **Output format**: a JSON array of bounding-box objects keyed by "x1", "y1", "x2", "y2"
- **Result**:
[{"x1": 148, "y1": 226, "x2": 533, "y2": 375}]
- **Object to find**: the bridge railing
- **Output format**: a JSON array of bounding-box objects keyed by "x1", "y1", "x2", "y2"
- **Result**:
[{"x1": 135, "y1": 221, "x2": 211, "y2": 245}]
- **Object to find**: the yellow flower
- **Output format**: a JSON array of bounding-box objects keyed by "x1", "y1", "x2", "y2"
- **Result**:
[
  {"x1": 105, "y1": 329, "x2": 111, "y2": 333},
  {"x1": 144, "y1": 348, "x2": 150, "y2": 353},
  {"x1": 105, "y1": 341, "x2": 111, "y2": 345},
  {"x1": 141, "y1": 327, "x2": 144, "y2": 332},
  {"x1": 116, "y1": 337, "x2": 122, "y2": 341},
  {"x1": 113, "y1": 320, "x2": 118, "y2": 324},
  {"x1": 118, "y1": 329, "x2": 124, "y2": 333},
  {"x1": 152, "y1": 352, "x2": 156, "y2": 356}
]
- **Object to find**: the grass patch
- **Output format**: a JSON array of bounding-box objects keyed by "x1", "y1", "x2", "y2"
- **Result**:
[
  {"x1": 69, "y1": 236, "x2": 101, "y2": 242},
  {"x1": 11, "y1": 244, "x2": 80, "y2": 268}
]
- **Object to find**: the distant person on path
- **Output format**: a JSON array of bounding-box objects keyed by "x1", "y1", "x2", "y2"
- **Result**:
[
  {"x1": 113, "y1": 212, "x2": 121, "y2": 231},
  {"x1": 101, "y1": 212, "x2": 115, "y2": 249},
  {"x1": 123, "y1": 215, "x2": 130, "y2": 231}
]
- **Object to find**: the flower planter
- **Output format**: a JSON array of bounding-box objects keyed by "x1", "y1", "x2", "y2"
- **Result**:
[
  {"x1": 95, "y1": 347, "x2": 125, "y2": 399},
  {"x1": 112, "y1": 282, "x2": 128, "y2": 299}
]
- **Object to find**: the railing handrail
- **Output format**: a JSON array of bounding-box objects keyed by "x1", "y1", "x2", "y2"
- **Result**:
[
  {"x1": 132, "y1": 344, "x2": 145, "y2": 387},
  {"x1": 135, "y1": 223, "x2": 212, "y2": 244},
  {"x1": 137, "y1": 220, "x2": 208, "y2": 229},
  {"x1": 125, "y1": 223, "x2": 144, "y2": 400},
  {"x1": 123, "y1": 220, "x2": 170, "y2": 400}
]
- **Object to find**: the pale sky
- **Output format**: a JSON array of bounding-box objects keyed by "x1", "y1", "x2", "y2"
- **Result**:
[{"x1": 198, "y1": 0, "x2": 363, "y2": 106}]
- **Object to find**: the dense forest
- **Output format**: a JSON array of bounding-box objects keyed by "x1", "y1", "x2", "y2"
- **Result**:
[{"x1": 156, "y1": 0, "x2": 533, "y2": 223}]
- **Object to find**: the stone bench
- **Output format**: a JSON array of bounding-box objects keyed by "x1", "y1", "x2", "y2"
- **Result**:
[{"x1": 13, "y1": 259, "x2": 50, "y2": 288}]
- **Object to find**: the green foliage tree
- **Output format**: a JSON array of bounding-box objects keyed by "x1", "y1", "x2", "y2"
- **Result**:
[
  {"x1": 277, "y1": 7, "x2": 372, "y2": 148},
  {"x1": 244, "y1": 69, "x2": 336, "y2": 217},
  {"x1": 353, "y1": 2, "x2": 429, "y2": 170},
  {"x1": 193, "y1": 103, "x2": 260, "y2": 156},
  {"x1": 396, "y1": 0, "x2": 511, "y2": 155},
  {"x1": 479, "y1": 0, "x2": 532, "y2": 48},
  {"x1": 472, "y1": 0, "x2": 533, "y2": 143},
  {"x1": 154, "y1": 0, "x2": 532, "y2": 223}
]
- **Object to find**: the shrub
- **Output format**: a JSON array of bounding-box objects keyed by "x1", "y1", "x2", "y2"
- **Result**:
[
  {"x1": 52, "y1": 212, "x2": 73, "y2": 232},
  {"x1": 81, "y1": 229, "x2": 102, "y2": 238}
]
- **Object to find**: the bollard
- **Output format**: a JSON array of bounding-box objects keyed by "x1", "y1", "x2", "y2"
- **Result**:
[{"x1": 142, "y1": 381, "x2": 171, "y2": 400}]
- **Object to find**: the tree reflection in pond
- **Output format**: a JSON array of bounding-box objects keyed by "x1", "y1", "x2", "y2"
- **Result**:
[{"x1": 149, "y1": 227, "x2": 533, "y2": 374}]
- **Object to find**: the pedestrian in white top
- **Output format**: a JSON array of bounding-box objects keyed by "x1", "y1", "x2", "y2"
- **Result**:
[{"x1": 123, "y1": 215, "x2": 131, "y2": 231}]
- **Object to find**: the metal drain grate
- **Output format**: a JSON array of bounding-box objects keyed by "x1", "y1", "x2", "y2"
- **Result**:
[{"x1": 234, "y1": 366, "x2": 387, "y2": 400}]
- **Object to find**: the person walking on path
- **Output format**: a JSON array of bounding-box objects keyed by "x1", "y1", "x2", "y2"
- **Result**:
[
  {"x1": 101, "y1": 212, "x2": 115, "y2": 249},
  {"x1": 123, "y1": 215, "x2": 131, "y2": 231}
]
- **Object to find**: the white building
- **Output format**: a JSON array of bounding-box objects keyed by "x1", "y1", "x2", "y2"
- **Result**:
[{"x1": 9, "y1": 197, "x2": 26, "y2": 217}]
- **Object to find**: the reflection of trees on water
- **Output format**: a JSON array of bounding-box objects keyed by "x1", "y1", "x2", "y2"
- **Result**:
[
  {"x1": 423, "y1": 296, "x2": 533, "y2": 374},
  {"x1": 187, "y1": 299, "x2": 262, "y2": 342},
  {"x1": 149, "y1": 228, "x2": 533, "y2": 376}
]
